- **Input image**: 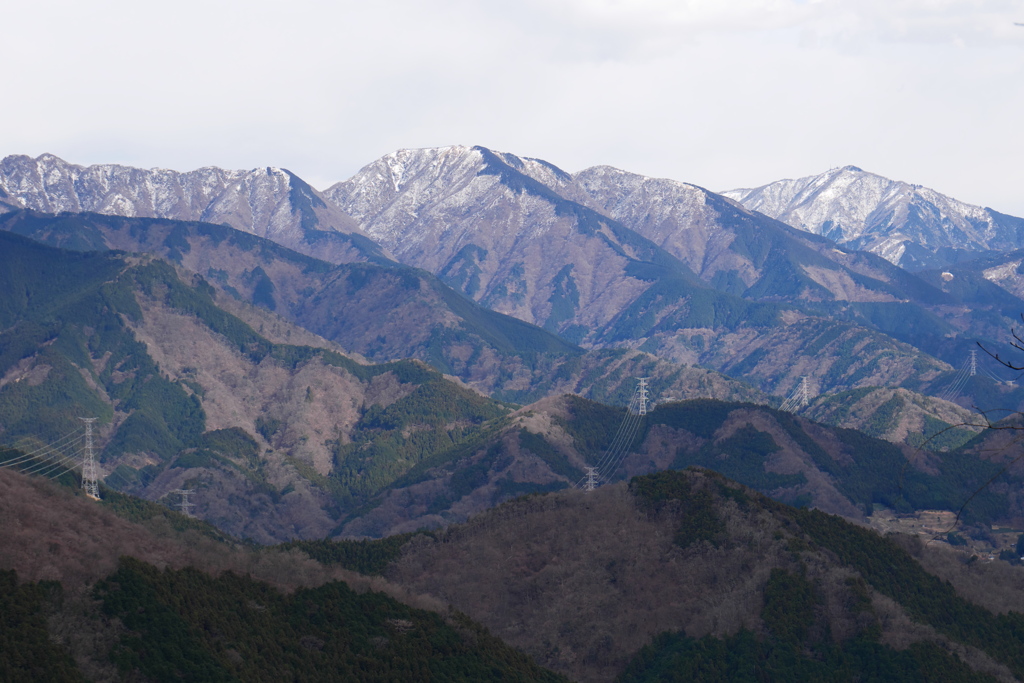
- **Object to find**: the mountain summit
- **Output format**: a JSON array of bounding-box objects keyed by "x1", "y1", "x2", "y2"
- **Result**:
[
  {"x1": 723, "y1": 166, "x2": 1024, "y2": 268},
  {"x1": 0, "y1": 153, "x2": 386, "y2": 264}
]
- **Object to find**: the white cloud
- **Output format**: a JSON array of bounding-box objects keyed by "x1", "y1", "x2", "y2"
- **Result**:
[{"x1": 2, "y1": 0, "x2": 1022, "y2": 214}]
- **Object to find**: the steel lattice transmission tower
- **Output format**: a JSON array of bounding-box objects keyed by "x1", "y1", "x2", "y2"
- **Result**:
[
  {"x1": 79, "y1": 418, "x2": 100, "y2": 500},
  {"x1": 637, "y1": 378, "x2": 650, "y2": 415},
  {"x1": 584, "y1": 467, "x2": 599, "y2": 492},
  {"x1": 172, "y1": 489, "x2": 196, "y2": 517},
  {"x1": 780, "y1": 377, "x2": 811, "y2": 413}
]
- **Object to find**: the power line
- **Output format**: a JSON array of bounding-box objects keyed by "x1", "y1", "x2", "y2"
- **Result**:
[
  {"x1": 0, "y1": 418, "x2": 104, "y2": 497},
  {"x1": 16, "y1": 432, "x2": 86, "y2": 476},
  {"x1": 22, "y1": 448, "x2": 82, "y2": 479},
  {"x1": 0, "y1": 435, "x2": 85, "y2": 470},
  {"x1": 940, "y1": 351, "x2": 981, "y2": 403},
  {"x1": 0, "y1": 428, "x2": 85, "y2": 468},
  {"x1": 577, "y1": 378, "x2": 652, "y2": 491},
  {"x1": 587, "y1": 390, "x2": 643, "y2": 481},
  {"x1": 3, "y1": 434, "x2": 85, "y2": 473}
]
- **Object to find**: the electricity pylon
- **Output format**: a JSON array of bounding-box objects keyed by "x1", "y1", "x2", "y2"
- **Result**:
[
  {"x1": 172, "y1": 488, "x2": 196, "y2": 517},
  {"x1": 637, "y1": 378, "x2": 650, "y2": 415},
  {"x1": 79, "y1": 418, "x2": 100, "y2": 500}
]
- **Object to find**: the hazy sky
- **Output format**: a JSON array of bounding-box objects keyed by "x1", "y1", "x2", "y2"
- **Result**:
[{"x1": 5, "y1": 0, "x2": 1024, "y2": 213}]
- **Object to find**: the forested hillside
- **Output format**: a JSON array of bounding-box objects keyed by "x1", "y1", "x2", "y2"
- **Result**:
[
  {"x1": 379, "y1": 469, "x2": 1024, "y2": 682},
  {"x1": 0, "y1": 231, "x2": 516, "y2": 540},
  {"x1": 6, "y1": 464, "x2": 1024, "y2": 682},
  {"x1": 0, "y1": 209, "x2": 765, "y2": 405},
  {"x1": 335, "y1": 393, "x2": 1023, "y2": 538},
  {"x1": 0, "y1": 469, "x2": 567, "y2": 682}
]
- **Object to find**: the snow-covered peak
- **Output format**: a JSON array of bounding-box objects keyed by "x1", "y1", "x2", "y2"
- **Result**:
[
  {"x1": 0, "y1": 154, "x2": 370, "y2": 259},
  {"x1": 722, "y1": 166, "x2": 899, "y2": 231},
  {"x1": 327, "y1": 145, "x2": 586, "y2": 221},
  {"x1": 722, "y1": 167, "x2": 1024, "y2": 266},
  {"x1": 324, "y1": 146, "x2": 494, "y2": 231}
]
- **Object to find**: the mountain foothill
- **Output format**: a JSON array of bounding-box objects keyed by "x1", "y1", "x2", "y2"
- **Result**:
[{"x1": 4, "y1": 148, "x2": 1024, "y2": 681}]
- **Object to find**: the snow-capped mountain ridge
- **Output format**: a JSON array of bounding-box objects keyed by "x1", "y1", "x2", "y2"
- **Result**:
[
  {"x1": 723, "y1": 166, "x2": 1024, "y2": 268},
  {"x1": 0, "y1": 153, "x2": 384, "y2": 264},
  {"x1": 4, "y1": 147, "x2": 1020, "y2": 401},
  {"x1": 322, "y1": 146, "x2": 986, "y2": 401},
  {"x1": 325, "y1": 145, "x2": 675, "y2": 332}
]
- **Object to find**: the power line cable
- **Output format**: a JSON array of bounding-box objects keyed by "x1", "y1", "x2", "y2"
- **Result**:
[
  {"x1": 9, "y1": 430, "x2": 82, "y2": 456},
  {"x1": 584, "y1": 408, "x2": 635, "y2": 481},
  {"x1": 591, "y1": 411, "x2": 641, "y2": 480},
  {"x1": 939, "y1": 358, "x2": 972, "y2": 402},
  {"x1": 587, "y1": 390, "x2": 642, "y2": 480},
  {"x1": 1, "y1": 429, "x2": 84, "y2": 467},
  {"x1": 17, "y1": 440, "x2": 84, "y2": 477},
  {"x1": 8, "y1": 426, "x2": 85, "y2": 455},
  {"x1": 30, "y1": 451, "x2": 83, "y2": 479},
  {"x1": 578, "y1": 381, "x2": 650, "y2": 490},
  {"x1": 598, "y1": 411, "x2": 646, "y2": 483},
  {"x1": 0, "y1": 434, "x2": 86, "y2": 470}
]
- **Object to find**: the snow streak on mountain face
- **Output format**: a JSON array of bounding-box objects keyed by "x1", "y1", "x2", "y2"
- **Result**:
[
  {"x1": 325, "y1": 145, "x2": 668, "y2": 334},
  {"x1": 7, "y1": 145, "x2": 1024, "y2": 401},
  {"x1": 722, "y1": 166, "x2": 1024, "y2": 269},
  {"x1": 325, "y1": 145, "x2": 584, "y2": 251},
  {"x1": 0, "y1": 153, "x2": 378, "y2": 263}
]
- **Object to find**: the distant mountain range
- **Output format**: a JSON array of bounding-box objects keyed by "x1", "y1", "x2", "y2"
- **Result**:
[
  {"x1": 5, "y1": 148, "x2": 1024, "y2": 544},
  {"x1": 4, "y1": 149, "x2": 1024, "y2": 406},
  {"x1": 0, "y1": 230, "x2": 764, "y2": 541},
  {"x1": 0, "y1": 210, "x2": 761, "y2": 407},
  {"x1": 3, "y1": 228, "x2": 1015, "y2": 544},
  {"x1": 0, "y1": 153, "x2": 387, "y2": 264}
]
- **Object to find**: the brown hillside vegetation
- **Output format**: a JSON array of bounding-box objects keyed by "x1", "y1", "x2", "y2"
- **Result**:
[
  {"x1": 0, "y1": 469, "x2": 441, "y2": 607},
  {"x1": 806, "y1": 386, "x2": 984, "y2": 449},
  {"x1": 7, "y1": 466, "x2": 1024, "y2": 682},
  {"x1": 387, "y1": 470, "x2": 1018, "y2": 683},
  {"x1": 0, "y1": 211, "x2": 766, "y2": 407},
  {"x1": 339, "y1": 395, "x2": 927, "y2": 538},
  {"x1": 0, "y1": 470, "x2": 569, "y2": 683}
]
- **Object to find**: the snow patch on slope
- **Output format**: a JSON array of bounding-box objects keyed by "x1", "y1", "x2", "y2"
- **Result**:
[{"x1": 723, "y1": 166, "x2": 1022, "y2": 266}]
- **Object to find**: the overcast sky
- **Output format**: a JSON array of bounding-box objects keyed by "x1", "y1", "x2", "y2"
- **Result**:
[{"x1": 5, "y1": 0, "x2": 1024, "y2": 213}]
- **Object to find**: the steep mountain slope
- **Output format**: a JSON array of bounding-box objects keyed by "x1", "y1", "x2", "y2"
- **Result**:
[
  {"x1": 8, "y1": 150, "x2": 1022, "y2": 405},
  {"x1": 386, "y1": 470, "x2": 1023, "y2": 682},
  {"x1": 575, "y1": 164, "x2": 948, "y2": 304},
  {"x1": 326, "y1": 146, "x2": 968, "y2": 398},
  {"x1": 723, "y1": 165, "x2": 1024, "y2": 268},
  {"x1": 326, "y1": 145, "x2": 696, "y2": 338},
  {"x1": 943, "y1": 414, "x2": 1024, "y2": 527},
  {"x1": 0, "y1": 153, "x2": 386, "y2": 264},
  {"x1": 921, "y1": 246, "x2": 1024, "y2": 309},
  {"x1": 573, "y1": 163, "x2": 1024, "y2": 383},
  {"x1": 803, "y1": 386, "x2": 984, "y2": 449},
  {"x1": 4, "y1": 223, "x2": 1009, "y2": 545},
  {"x1": 0, "y1": 231, "x2": 770, "y2": 544},
  {"x1": 0, "y1": 210, "x2": 764, "y2": 406},
  {"x1": 0, "y1": 231, "x2": 518, "y2": 541}
]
